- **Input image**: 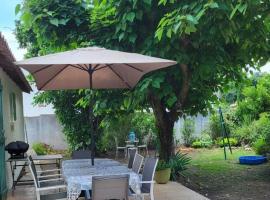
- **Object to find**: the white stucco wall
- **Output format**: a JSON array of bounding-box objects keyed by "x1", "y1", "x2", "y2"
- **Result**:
[
  {"x1": 25, "y1": 114, "x2": 68, "y2": 150},
  {"x1": 0, "y1": 68, "x2": 25, "y2": 189}
]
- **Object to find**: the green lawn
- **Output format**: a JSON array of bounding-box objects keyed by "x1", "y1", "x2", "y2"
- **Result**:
[
  {"x1": 180, "y1": 148, "x2": 270, "y2": 200},
  {"x1": 190, "y1": 148, "x2": 255, "y2": 173}
]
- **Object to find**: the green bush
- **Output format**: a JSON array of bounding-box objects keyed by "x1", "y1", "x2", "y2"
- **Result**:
[
  {"x1": 169, "y1": 152, "x2": 191, "y2": 181},
  {"x1": 253, "y1": 138, "x2": 270, "y2": 155},
  {"x1": 182, "y1": 118, "x2": 195, "y2": 147},
  {"x1": 191, "y1": 141, "x2": 202, "y2": 148},
  {"x1": 200, "y1": 132, "x2": 213, "y2": 147},
  {"x1": 32, "y1": 143, "x2": 48, "y2": 155},
  {"x1": 208, "y1": 114, "x2": 221, "y2": 140},
  {"x1": 156, "y1": 160, "x2": 171, "y2": 171},
  {"x1": 232, "y1": 113, "x2": 270, "y2": 145},
  {"x1": 217, "y1": 137, "x2": 238, "y2": 147}
]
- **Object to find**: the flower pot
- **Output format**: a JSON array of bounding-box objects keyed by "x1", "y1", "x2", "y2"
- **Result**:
[{"x1": 155, "y1": 168, "x2": 171, "y2": 184}]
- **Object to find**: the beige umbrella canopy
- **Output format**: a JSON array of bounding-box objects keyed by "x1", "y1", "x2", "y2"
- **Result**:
[
  {"x1": 16, "y1": 47, "x2": 176, "y2": 90},
  {"x1": 16, "y1": 47, "x2": 177, "y2": 165}
]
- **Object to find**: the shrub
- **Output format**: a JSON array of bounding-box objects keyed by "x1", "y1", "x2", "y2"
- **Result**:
[
  {"x1": 32, "y1": 143, "x2": 49, "y2": 155},
  {"x1": 217, "y1": 137, "x2": 238, "y2": 147},
  {"x1": 200, "y1": 132, "x2": 213, "y2": 147},
  {"x1": 253, "y1": 138, "x2": 270, "y2": 155},
  {"x1": 208, "y1": 114, "x2": 221, "y2": 140},
  {"x1": 169, "y1": 151, "x2": 191, "y2": 181},
  {"x1": 156, "y1": 160, "x2": 171, "y2": 171},
  {"x1": 182, "y1": 118, "x2": 195, "y2": 147},
  {"x1": 192, "y1": 141, "x2": 202, "y2": 148},
  {"x1": 232, "y1": 113, "x2": 270, "y2": 145}
]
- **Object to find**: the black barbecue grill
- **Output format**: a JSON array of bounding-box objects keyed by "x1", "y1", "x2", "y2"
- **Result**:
[{"x1": 5, "y1": 141, "x2": 29, "y2": 159}]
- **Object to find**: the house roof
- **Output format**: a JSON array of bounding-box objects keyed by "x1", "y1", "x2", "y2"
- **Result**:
[{"x1": 0, "y1": 33, "x2": 31, "y2": 93}]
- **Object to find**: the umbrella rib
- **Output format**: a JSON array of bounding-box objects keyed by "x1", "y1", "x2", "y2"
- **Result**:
[
  {"x1": 124, "y1": 63, "x2": 144, "y2": 72},
  {"x1": 92, "y1": 64, "x2": 100, "y2": 70},
  {"x1": 94, "y1": 65, "x2": 108, "y2": 71},
  {"x1": 39, "y1": 64, "x2": 69, "y2": 90},
  {"x1": 106, "y1": 64, "x2": 131, "y2": 89},
  {"x1": 69, "y1": 64, "x2": 88, "y2": 71},
  {"x1": 32, "y1": 64, "x2": 54, "y2": 74}
]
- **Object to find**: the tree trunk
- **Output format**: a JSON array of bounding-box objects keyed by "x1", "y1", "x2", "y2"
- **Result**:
[{"x1": 150, "y1": 94, "x2": 175, "y2": 161}]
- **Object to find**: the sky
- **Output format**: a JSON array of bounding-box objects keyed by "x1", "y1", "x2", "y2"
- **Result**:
[
  {"x1": 0, "y1": 0, "x2": 269, "y2": 116},
  {"x1": 0, "y1": 0, "x2": 54, "y2": 116}
]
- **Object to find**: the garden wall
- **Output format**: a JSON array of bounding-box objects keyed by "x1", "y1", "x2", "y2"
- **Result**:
[
  {"x1": 174, "y1": 114, "x2": 210, "y2": 144},
  {"x1": 25, "y1": 114, "x2": 68, "y2": 150}
]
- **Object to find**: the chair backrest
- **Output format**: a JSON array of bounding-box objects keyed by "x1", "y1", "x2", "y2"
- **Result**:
[
  {"x1": 132, "y1": 154, "x2": 144, "y2": 173},
  {"x1": 128, "y1": 148, "x2": 137, "y2": 169},
  {"x1": 141, "y1": 157, "x2": 158, "y2": 194},
  {"x1": 92, "y1": 174, "x2": 129, "y2": 200},
  {"x1": 71, "y1": 150, "x2": 91, "y2": 159},
  {"x1": 27, "y1": 155, "x2": 39, "y2": 188}
]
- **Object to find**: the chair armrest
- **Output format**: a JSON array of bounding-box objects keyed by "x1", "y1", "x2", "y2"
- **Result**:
[
  {"x1": 37, "y1": 169, "x2": 61, "y2": 173},
  {"x1": 140, "y1": 181, "x2": 155, "y2": 184},
  {"x1": 36, "y1": 184, "x2": 66, "y2": 192},
  {"x1": 38, "y1": 174, "x2": 62, "y2": 179},
  {"x1": 38, "y1": 178, "x2": 64, "y2": 183}
]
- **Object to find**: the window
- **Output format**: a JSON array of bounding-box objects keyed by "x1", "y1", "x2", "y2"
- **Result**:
[{"x1": 9, "y1": 93, "x2": 16, "y2": 121}]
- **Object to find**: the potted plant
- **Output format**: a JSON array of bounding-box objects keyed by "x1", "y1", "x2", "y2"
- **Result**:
[{"x1": 154, "y1": 160, "x2": 171, "y2": 184}]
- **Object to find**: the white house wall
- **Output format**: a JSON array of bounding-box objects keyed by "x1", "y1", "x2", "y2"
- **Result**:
[{"x1": 0, "y1": 68, "x2": 25, "y2": 189}]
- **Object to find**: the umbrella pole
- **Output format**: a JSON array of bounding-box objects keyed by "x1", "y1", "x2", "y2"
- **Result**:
[{"x1": 88, "y1": 69, "x2": 95, "y2": 166}]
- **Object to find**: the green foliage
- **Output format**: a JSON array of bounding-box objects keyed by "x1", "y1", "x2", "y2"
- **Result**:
[
  {"x1": 217, "y1": 137, "x2": 238, "y2": 147},
  {"x1": 200, "y1": 132, "x2": 213, "y2": 147},
  {"x1": 235, "y1": 74, "x2": 270, "y2": 123},
  {"x1": 191, "y1": 132, "x2": 212, "y2": 148},
  {"x1": 156, "y1": 160, "x2": 171, "y2": 171},
  {"x1": 100, "y1": 111, "x2": 157, "y2": 152},
  {"x1": 192, "y1": 141, "x2": 202, "y2": 148},
  {"x1": 169, "y1": 151, "x2": 191, "y2": 181},
  {"x1": 16, "y1": 0, "x2": 270, "y2": 160},
  {"x1": 253, "y1": 138, "x2": 270, "y2": 155},
  {"x1": 181, "y1": 118, "x2": 195, "y2": 147},
  {"x1": 32, "y1": 143, "x2": 52, "y2": 155},
  {"x1": 208, "y1": 114, "x2": 221, "y2": 140},
  {"x1": 233, "y1": 112, "x2": 270, "y2": 144}
]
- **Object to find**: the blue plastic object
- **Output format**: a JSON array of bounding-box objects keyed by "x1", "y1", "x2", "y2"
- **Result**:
[
  {"x1": 239, "y1": 156, "x2": 267, "y2": 165},
  {"x1": 128, "y1": 131, "x2": 136, "y2": 142}
]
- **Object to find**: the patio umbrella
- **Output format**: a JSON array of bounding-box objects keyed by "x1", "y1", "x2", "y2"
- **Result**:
[{"x1": 15, "y1": 47, "x2": 177, "y2": 165}]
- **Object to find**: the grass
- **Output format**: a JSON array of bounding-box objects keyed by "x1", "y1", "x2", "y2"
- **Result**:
[
  {"x1": 179, "y1": 148, "x2": 270, "y2": 200},
  {"x1": 189, "y1": 148, "x2": 254, "y2": 173}
]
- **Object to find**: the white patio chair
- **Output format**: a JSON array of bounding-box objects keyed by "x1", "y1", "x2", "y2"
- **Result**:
[
  {"x1": 90, "y1": 174, "x2": 129, "y2": 200},
  {"x1": 28, "y1": 156, "x2": 66, "y2": 200},
  {"x1": 137, "y1": 136, "x2": 149, "y2": 156},
  {"x1": 127, "y1": 148, "x2": 137, "y2": 169},
  {"x1": 129, "y1": 157, "x2": 158, "y2": 200},
  {"x1": 132, "y1": 153, "x2": 144, "y2": 174}
]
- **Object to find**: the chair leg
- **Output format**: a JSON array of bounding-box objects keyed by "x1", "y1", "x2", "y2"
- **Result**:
[
  {"x1": 36, "y1": 191, "x2": 40, "y2": 200},
  {"x1": 146, "y1": 146, "x2": 149, "y2": 156},
  {"x1": 150, "y1": 192, "x2": 154, "y2": 200}
]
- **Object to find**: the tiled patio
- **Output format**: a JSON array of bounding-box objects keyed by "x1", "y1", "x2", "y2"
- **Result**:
[{"x1": 7, "y1": 181, "x2": 209, "y2": 200}]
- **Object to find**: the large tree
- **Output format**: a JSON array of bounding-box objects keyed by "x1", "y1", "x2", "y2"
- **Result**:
[{"x1": 16, "y1": 0, "x2": 270, "y2": 160}]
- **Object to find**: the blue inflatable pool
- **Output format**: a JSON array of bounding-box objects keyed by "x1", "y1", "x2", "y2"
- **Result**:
[{"x1": 239, "y1": 156, "x2": 267, "y2": 165}]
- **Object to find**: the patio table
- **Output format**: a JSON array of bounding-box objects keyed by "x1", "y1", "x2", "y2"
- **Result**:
[{"x1": 62, "y1": 158, "x2": 141, "y2": 200}]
